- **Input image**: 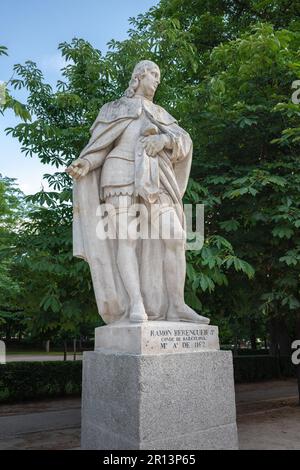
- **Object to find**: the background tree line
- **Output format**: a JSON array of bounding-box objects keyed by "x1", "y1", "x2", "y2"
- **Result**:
[{"x1": 0, "y1": 0, "x2": 300, "y2": 362}]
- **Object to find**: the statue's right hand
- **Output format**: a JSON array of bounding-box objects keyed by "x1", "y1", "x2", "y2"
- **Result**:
[{"x1": 65, "y1": 158, "x2": 90, "y2": 180}]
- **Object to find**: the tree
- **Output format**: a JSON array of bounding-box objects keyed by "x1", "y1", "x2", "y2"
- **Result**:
[
  {"x1": 4, "y1": 1, "x2": 300, "y2": 352},
  {"x1": 0, "y1": 176, "x2": 27, "y2": 341},
  {"x1": 2, "y1": 25, "x2": 254, "y2": 343},
  {"x1": 192, "y1": 23, "x2": 300, "y2": 350},
  {"x1": 0, "y1": 46, "x2": 31, "y2": 121}
]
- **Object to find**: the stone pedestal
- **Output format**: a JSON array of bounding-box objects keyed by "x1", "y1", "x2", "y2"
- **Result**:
[{"x1": 81, "y1": 322, "x2": 238, "y2": 450}]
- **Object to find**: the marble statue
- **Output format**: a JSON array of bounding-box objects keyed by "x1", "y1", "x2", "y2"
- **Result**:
[{"x1": 66, "y1": 60, "x2": 210, "y2": 325}]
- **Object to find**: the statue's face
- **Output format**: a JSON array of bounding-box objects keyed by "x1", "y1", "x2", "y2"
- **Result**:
[{"x1": 138, "y1": 66, "x2": 160, "y2": 98}]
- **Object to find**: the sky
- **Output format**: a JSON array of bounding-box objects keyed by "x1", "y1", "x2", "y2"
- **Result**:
[{"x1": 0, "y1": 0, "x2": 159, "y2": 194}]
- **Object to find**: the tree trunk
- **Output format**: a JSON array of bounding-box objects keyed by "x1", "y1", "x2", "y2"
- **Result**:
[
  {"x1": 269, "y1": 316, "x2": 279, "y2": 356},
  {"x1": 250, "y1": 334, "x2": 257, "y2": 350},
  {"x1": 63, "y1": 340, "x2": 67, "y2": 361},
  {"x1": 268, "y1": 316, "x2": 281, "y2": 377},
  {"x1": 295, "y1": 313, "x2": 300, "y2": 406},
  {"x1": 269, "y1": 316, "x2": 291, "y2": 356},
  {"x1": 233, "y1": 336, "x2": 239, "y2": 356},
  {"x1": 264, "y1": 337, "x2": 268, "y2": 350},
  {"x1": 45, "y1": 340, "x2": 50, "y2": 353},
  {"x1": 278, "y1": 317, "x2": 292, "y2": 356},
  {"x1": 73, "y1": 338, "x2": 77, "y2": 361},
  {"x1": 250, "y1": 320, "x2": 257, "y2": 350},
  {"x1": 5, "y1": 323, "x2": 11, "y2": 342}
]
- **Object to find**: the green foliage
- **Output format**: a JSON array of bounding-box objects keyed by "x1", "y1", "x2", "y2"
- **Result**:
[
  {"x1": 2, "y1": 0, "x2": 300, "y2": 348},
  {"x1": 186, "y1": 235, "x2": 254, "y2": 300},
  {"x1": 0, "y1": 46, "x2": 31, "y2": 121},
  {"x1": 0, "y1": 361, "x2": 82, "y2": 402},
  {"x1": 194, "y1": 23, "x2": 300, "y2": 326},
  {"x1": 3, "y1": 31, "x2": 252, "y2": 336},
  {"x1": 0, "y1": 356, "x2": 295, "y2": 403},
  {"x1": 0, "y1": 176, "x2": 98, "y2": 342},
  {"x1": 233, "y1": 355, "x2": 296, "y2": 383},
  {"x1": 0, "y1": 176, "x2": 29, "y2": 339}
]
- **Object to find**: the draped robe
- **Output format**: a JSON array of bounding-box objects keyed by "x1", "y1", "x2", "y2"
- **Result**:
[{"x1": 73, "y1": 95, "x2": 193, "y2": 323}]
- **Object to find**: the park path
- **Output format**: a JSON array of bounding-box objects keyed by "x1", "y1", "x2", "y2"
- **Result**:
[
  {"x1": 6, "y1": 354, "x2": 82, "y2": 362},
  {"x1": 0, "y1": 398, "x2": 81, "y2": 450},
  {"x1": 0, "y1": 379, "x2": 298, "y2": 449}
]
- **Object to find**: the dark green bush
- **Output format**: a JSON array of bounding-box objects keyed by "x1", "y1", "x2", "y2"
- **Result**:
[
  {"x1": 0, "y1": 361, "x2": 82, "y2": 403},
  {"x1": 232, "y1": 349, "x2": 270, "y2": 356},
  {"x1": 0, "y1": 356, "x2": 296, "y2": 403},
  {"x1": 233, "y1": 355, "x2": 296, "y2": 383}
]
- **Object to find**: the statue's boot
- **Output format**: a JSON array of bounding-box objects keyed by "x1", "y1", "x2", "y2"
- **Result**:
[
  {"x1": 130, "y1": 300, "x2": 148, "y2": 323},
  {"x1": 167, "y1": 303, "x2": 210, "y2": 324}
]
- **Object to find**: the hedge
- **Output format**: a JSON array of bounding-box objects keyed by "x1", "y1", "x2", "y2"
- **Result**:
[
  {"x1": 231, "y1": 349, "x2": 270, "y2": 356},
  {"x1": 0, "y1": 355, "x2": 296, "y2": 403},
  {"x1": 233, "y1": 355, "x2": 296, "y2": 383},
  {"x1": 0, "y1": 361, "x2": 82, "y2": 403}
]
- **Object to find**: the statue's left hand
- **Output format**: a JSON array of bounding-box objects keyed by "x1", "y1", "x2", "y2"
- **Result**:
[{"x1": 140, "y1": 134, "x2": 169, "y2": 157}]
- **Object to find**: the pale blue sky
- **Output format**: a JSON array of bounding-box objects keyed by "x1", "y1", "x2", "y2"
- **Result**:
[{"x1": 1, "y1": 0, "x2": 159, "y2": 193}]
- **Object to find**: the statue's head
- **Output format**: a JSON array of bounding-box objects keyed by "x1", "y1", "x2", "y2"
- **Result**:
[{"x1": 124, "y1": 60, "x2": 160, "y2": 100}]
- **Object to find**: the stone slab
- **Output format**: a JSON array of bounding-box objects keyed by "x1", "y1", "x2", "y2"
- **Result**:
[
  {"x1": 82, "y1": 420, "x2": 238, "y2": 450},
  {"x1": 95, "y1": 321, "x2": 219, "y2": 355},
  {"x1": 81, "y1": 349, "x2": 238, "y2": 450}
]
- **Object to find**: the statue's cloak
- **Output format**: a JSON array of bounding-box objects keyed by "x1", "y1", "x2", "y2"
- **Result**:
[{"x1": 73, "y1": 96, "x2": 192, "y2": 323}]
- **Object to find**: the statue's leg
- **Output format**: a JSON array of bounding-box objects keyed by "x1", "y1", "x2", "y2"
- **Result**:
[
  {"x1": 161, "y1": 208, "x2": 210, "y2": 324},
  {"x1": 111, "y1": 195, "x2": 148, "y2": 323}
]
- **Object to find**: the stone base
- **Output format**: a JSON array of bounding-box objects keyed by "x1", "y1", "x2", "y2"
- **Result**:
[
  {"x1": 95, "y1": 321, "x2": 219, "y2": 354},
  {"x1": 81, "y1": 342, "x2": 238, "y2": 449}
]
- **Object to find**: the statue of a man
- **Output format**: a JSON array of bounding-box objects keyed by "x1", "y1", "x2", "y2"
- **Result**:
[{"x1": 66, "y1": 60, "x2": 209, "y2": 325}]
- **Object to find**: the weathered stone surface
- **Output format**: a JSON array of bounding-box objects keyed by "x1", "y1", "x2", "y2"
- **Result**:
[
  {"x1": 67, "y1": 60, "x2": 210, "y2": 326},
  {"x1": 81, "y1": 349, "x2": 238, "y2": 450},
  {"x1": 140, "y1": 423, "x2": 238, "y2": 450},
  {"x1": 82, "y1": 420, "x2": 238, "y2": 450},
  {"x1": 95, "y1": 321, "x2": 219, "y2": 355}
]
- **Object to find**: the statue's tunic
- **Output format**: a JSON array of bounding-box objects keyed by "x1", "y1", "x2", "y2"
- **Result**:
[{"x1": 73, "y1": 95, "x2": 193, "y2": 323}]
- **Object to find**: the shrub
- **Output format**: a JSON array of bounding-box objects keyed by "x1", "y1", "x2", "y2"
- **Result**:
[
  {"x1": 0, "y1": 355, "x2": 296, "y2": 403},
  {"x1": 233, "y1": 355, "x2": 296, "y2": 383},
  {"x1": 0, "y1": 361, "x2": 82, "y2": 403}
]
